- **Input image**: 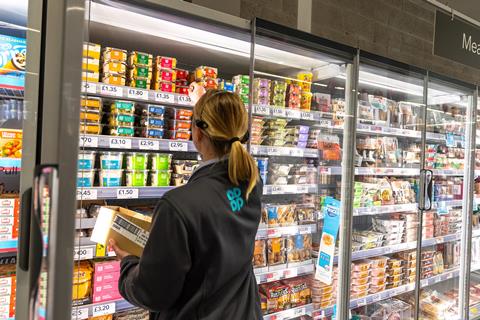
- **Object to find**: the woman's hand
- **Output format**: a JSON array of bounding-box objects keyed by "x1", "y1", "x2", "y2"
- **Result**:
[
  {"x1": 109, "y1": 239, "x2": 132, "y2": 260},
  {"x1": 188, "y1": 82, "x2": 206, "y2": 105}
]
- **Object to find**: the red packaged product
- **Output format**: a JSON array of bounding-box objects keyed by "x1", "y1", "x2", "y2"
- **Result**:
[
  {"x1": 284, "y1": 278, "x2": 311, "y2": 307},
  {"x1": 165, "y1": 107, "x2": 193, "y2": 120},
  {"x1": 154, "y1": 69, "x2": 176, "y2": 82},
  {"x1": 153, "y1": 81, "x2": 175, "y2": 93},
  {"x1": 176, "y1": 79, "x2": 189, "y2": 87},
  {"x1": 176, "y1": 69, "x2": 189, "y2": 80},
  {"x1": 260, "y1": 282, "x2": 291, "y2": 314},
  {"x1": 155, "y1": 56, "x2": 176, "y2": 69},
  {"x1": 165, "y1": 130, "x2": 191, "y2": 141},
  {"x1": 176, "y1": 86, "x2": 189, "y2": 95}
]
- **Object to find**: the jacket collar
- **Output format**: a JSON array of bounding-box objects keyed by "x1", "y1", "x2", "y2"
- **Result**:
[{"x1": 189, "y1": 158, "x2": 228, "y2": 183}]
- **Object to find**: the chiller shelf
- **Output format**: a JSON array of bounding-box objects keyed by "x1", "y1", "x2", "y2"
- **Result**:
[
  {"x1": 79, "y1": 134, "x2": 196, "y2": 152},
  {"x1": 81, "y1": 81, "x2": 193, "y2": 107},
  {"x1": 353, "y1": 203, "x2": 417, "y2": 216},
  {"x1": 71, "y1": 299, "x2": 134, "y2": 319},
  {"x1": 263, "y1": 184, "x2": 318, "y2": 196},
  {"x1": 255, "y1": 261, "x2": 314, "y2": 284},
  {"x1": 251, "y1": 145, "x2": 318, "y2": 158},
  {"x1": 253, "y1": 104, "x2": 327, "y2": 122},
  {"x1": 319, "y1": 166, "x2": 465, "y2": 177},
  {"x1": 256, "y1": 224, "x2": 317, "y2": 239},
  {"x1": 263, "y1": 303, "x2": 314, "y2": 320}
]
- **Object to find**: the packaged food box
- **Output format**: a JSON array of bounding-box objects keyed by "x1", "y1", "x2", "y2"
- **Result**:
[
  {"x1": 396, "y1": 250, "x2": 416, "y2": 261},
  {"x1": 138, "y1": 128, "x2": 164, "y2": 139},
  {"x1": 233, "y1": 75, "x2": 249, "y2": 85},
  {"x1": 266, "y1": 204, "x2": 296, "y2": 227},
  {"x1": 172, "y1": 160, "x2": 198, "y2": 174},
  {"x1": 351, "y1": 270, "x2": 369, "y2": 279},
  {"x1": 103, "y1": 60, "x2": 127, "y2": 75},
  {"x1": 152, "y1": 81, "x2": 175, "y2": 92},
  {"x1": 91, "y1": 206, "x2": 152, "y2": 257},
  {"x1": 370, "y1": 268, "x2": 386, "y2": 278},
  {"x1": 199, "y1": 78, "x2": 219, "y2": 90},
  {"x1": 219, "y1": 79, "x2": 235, "y2": 92},
  {"x1": 352, "y1": 260, "x2": 371, "y2": 272},
  {"x1": 155, "y1": 56, "x2": 177, "y2": 70},
  {"x1": 72, "y1": 261, "x2": 93, "y2": 300},
  {"x1": 369, "y1": 284, "x2": 386, "y2": 294},
  {"x1": 351, "y1": 276, "x2": 369, "y2": 286},
  {"x1": 128, "y1": 65, "x2": 152, "y2": 79},
  {"x1": 367, "y1": 256, "x2": 389, "y2": 269},
  {"x1": 81, "y1": 97, "x2": 102, "y2": 110},
  {"x1": 164, "y1": 130, "x2": 191, "y2": 140},
  {"x1": 92, "y1": 291, "x2": 122, "y2": 303},
  {"x1": 150, "y1": 154, "x2": 172, "y2": 171},
  {"x1": 176, "y1": 79, "x2": 189, "y2": 87},
  {"x1": 108, "y1": 126, "x2": 135, "y2": 137},
  {"x1": 138, "y1": 104, "x2": 165, "y2": 117},
  {"x1": 150, "y1": 170, "x2": 171, "y2": 187},
  {"x1": 166, "y1": 120, "x2": 192, "y2": 131},
  {"x1": 267, "y1": 237, "x2": 286, "y2": 266},
  {"x1": 286, "y1": 234, "x2": 312, "y2": 263},
  {"x1": 83, "y1": 42, "x2": 101, "y2": 60},
  {"x1": 79, "y1": 122, "x2": 102, "y2": 134},
  {"x1": 165, "y1": 107, "x2": 193, "y2": 120},
  {"x1": 387, "y1": 259, "x2": 403, "y2": 269},
  {"x1": 94, "y1": 271, "x2": 120, "y2": 285},
  {"x1": 140, "y1": 117, "x2": 164, "y2": 129},
  {"x1": 153, "y1": 69, "x2": 176, "y2": 82},
  {"x1": 99, "y1": 152, "x2": 123, "y2": 170},
  {"x1": 387, "y1": 267, "x2": 404, "y2": 276},
  {"x1": 82, "y1": 57, "x2": 100, "y2": 72},
  {"x1": 284, "y1": 277, "x2": 311, "y2": 307},
  {"x1": 98, "y1": 169, "x2": 122, "y2": 187},
  {"x1": 127, "y1": 77, "x2": 151, "y2": 89},
  {"x1": 235, "y1": 84, "x2": 249, "y2": 96},
  {"x1": 77, "y1": 170, "x2": 95, "y2": 188},
  {"x1": 387, "y1": 274, "x2": 403, "y2": 283},
  {"x1": 128, "y1": 51, "x2": 153, "y2": 67},
  {"x1": 108, "y1": 113, "x2": 136, "y2": 127},
  {"x1": 125, "y1": 170, "x2": 148, "y2": 187},
  {"x1": 91, "y1": 260, "x2": 120, "y2": 274},
  {"x1": 0, "y1": 129, "x2": 22, "y2": 158},
  {"x1": 295, "y1": 205, "x2": 315, "y2": 224},
  {"x1": 195, "y1": 66, "x2": 217, "y2": 80},
  {"x1": 176, "y1": 69, "x2": 189, "y2": 81},
  {"x1": 80, "y1": 109, "x2": 101, "y2": 122},
  {"x1": 102, "y1": 73, "x2": 126, "y2": 86},
  {"x1": 82, "y1": 70, "x2": 100, "y2": 83},
  {"x1": 176, "y1": 86, "x2": 189, "y2": 95},
  {"x1": 253, "y1": 239, "x2": 267, "y2": 268},
  {"x1": 260, "y1": 282, "x2": 290, "y2": 314},
  {"x1": 102, "y1": 47, "x2": 127, "y2": 61},
  {"x1": 78, "y1": 151, "x2": 96, "y2": 170},
  {"x1": 110, "y1": 100, "x2": 135, "y2": 114},
  {"x1": 125, "y1": 153, "x2": 149, "y2": 171},
  {"x1": 171, "y1": 173, "x2": 190, "y2": 186}
]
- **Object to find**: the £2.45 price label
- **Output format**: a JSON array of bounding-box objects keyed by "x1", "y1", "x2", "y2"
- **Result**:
[
  {"x1": 100, "y1": 84, "x2": 122, "y2": 97},
  {"x1": 71, "y1": 307, "x2": 89, "y2": 320},
  {"x1": 82, "y1": 82, "x2": 96, "y2": 94},
  {"x1": 76, "y1": 188, "x2": 97, "y2": 200},
  {"x1": 138, "y1": 139, "x2": 159, "y2": 150},
  {"x1": 116, "y1": 188, "x2": 139, "y2": 199},
  {"x1": 73, "y1": 246, "x2": 94, "y2": 260},
  {"x1": 92, "y1": 303, "x2": 116, "y2": 317},
  {"x1": 79, "y1": 135, "x2": 98, "y2": 148},
  {"x1": 127, "y1": 88, "x2": 148, "y2": 100},
  {"x1": 155, "y1": 92, "x2": 174, "y2": 103},
  {"x1": 109, "y1": 137, "x2": 131, "y2": 149},
  {"x1": 169, "y1": 141, "x2": 188, "y2": 152}
]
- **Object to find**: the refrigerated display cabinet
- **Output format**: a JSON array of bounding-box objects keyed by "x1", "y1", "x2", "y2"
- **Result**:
[{"x1": 9, "y1": 1, "x2": 480, "y2": 320}]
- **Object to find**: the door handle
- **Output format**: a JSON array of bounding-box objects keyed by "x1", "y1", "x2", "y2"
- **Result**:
[{"x1": 18, "y1": 187, "x2": 32, "y2": 271}]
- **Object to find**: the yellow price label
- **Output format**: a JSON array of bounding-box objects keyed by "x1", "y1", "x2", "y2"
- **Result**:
[{"x1": 96, "y1": 243, "x2": 106, "y2": 257}]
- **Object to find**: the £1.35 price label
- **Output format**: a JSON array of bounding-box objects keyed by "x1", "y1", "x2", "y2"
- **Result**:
[
  {"x1": 92, "y1": 303, "x2": 116, "y2": 317},
  {"x1": 79, "y1": 135, "x2": 98, "y2": 148},
  {"x1": 100, "y1": 84, "x2": 122, "y2": 97},
  {"x1": 127, "y1": 88, "x2": 148, "y2": 100},
  {"x1": 138, "y1": 139, "x2": 159, "y2": 150},
  {"x1": 71, "y1": 307, "x2": 89, "y2": 320},
  {"x1": 109, "y1": 137, "x2": 132, "y2": 149},
  {"x1": 177, "y1": 95, "x2": 192, "y2": 105},
  {"x1": 169, "y1": 141, "x2": 188, "y2": 152},
  {"x1": 155, "y1": 92, "x2": 174, "y2": 103},
  {"x1": 116, "y1": 188, "x2": 139, "y2": 199}
]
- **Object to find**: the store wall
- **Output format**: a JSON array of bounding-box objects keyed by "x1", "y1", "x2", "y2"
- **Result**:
[{"x1": 188, "y1": 0, "x2": 480, "y2": 85}]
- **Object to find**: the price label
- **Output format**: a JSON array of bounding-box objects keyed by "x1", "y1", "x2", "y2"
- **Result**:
[
  {"x1": 290, "y1": 148, "x2": 304, "y2": 157},
  {"x1": 155, "y1": 92, "x2": 174, "y2": 103},
  {"x1": 76, "y1": 188, "x2": 97, "y2": 200},
  {"x1": 71, "y1": 307, "x2": 89, "y2": 319},
  {"x1": 92, "y1": 303, "x2": 115, "y2": 317},
  {"x1": 127, "y1": 88, "x2": 148, "y2": 100},
  {"x1": 116, "y1": 188, "x2": 139, "y2": 199},
  {"x1": 272, "y1": 107, "x2": 286, "y2": 117},
  {"x1": 267, "y1": 228, "x2": 281, "y2": 238},
  {"x1": 266, "y1": 271, "x2": 280, "y2": 281},
  {"x1": 109, "y1": 137, "x2": 131, "y2": 149},
  {"x1": 267, "y1": 147, "x2": 281, "y2": 155},
  {"x1": 319, "y1": 167, "x2": 331, "y2": 175},
  {"x1": 169, "y1": 141, "x2": 188, "y2": 152},
  {"x1": 177, "y1": 95, "x2": 192, "y2": 105},
  {"x1": 271, "y1": 186, "x2": 283, "y2": 194},
  {"x1": 95, "y1": 244, "x2": 106, "y2": 258},
  {"x1": 100, "y1": 84, "x2": 122, "y2": 97},
  {"x1": 285, "y1": 109, "x2": 301, "y2": 119},
  {"x1": 138, "y1": 139, "x2": 159, "y2": 150},
  {"x1": 301, "y1": 111, "x2": 314, "y2": 120},
  {"x1": 254, "y1": 105, "x2": 270, "y2": 116},
  {"x1": 298, "y1": 225, "x2": 311, "y2": 234},
  {"x1": 284, "y1": 268, "x2": 298, "y2": 278},
  {"x1": 357, "y1": 298, "x2": 367, "y2": 307},
  {"x1": 82, "y1": 82, "x2": 96, "y2": 94},
  {"x1": 73, "y1": 246, "x2": 94, "y2": 260},
  {"x1": 79, "y1": 135, "x2": 98, "y2": 148},
  {"x1": 318, "y1": 119, "x2": 332, "y2": 128},
  {"x1": 296, "y1": 185, "x2": 308, "y2": 193}
]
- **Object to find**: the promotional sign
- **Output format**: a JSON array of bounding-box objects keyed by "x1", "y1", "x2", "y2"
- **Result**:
[
  {"x1": 0, "y1": 34, "x2": 26, "y2": 90},
  {"x1": 315, "y1": 197, "x2": 341, "y2": 284},
  {"x1": 434, "y1": 10, "x2": 480, "y2": 69}
]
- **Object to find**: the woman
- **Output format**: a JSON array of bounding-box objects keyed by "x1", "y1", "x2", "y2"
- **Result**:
[{"x1": 110, "y1": 83, "x2": 263, "y2": 320}]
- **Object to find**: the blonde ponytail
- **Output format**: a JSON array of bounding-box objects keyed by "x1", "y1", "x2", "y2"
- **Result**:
[{"x1": 194, "y1": 90, "x2": 259, "y2": 199}]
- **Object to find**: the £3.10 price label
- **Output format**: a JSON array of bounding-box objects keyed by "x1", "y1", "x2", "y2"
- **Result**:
[
  {"x1": 82, "y1": 82, "x2": 96, "y2": 94},
  {"x1": 109, "y1": 137, "x2": 132, "y2": 149},
  {"x1": 92, "y1": 303, "x2": 116, "y2": 317},
  {"x1": 73, "y1": 246, "x2": 94, "y2": 260},
  {"x1": 155, "y1": 92, "x2": 174, "y2": 103},
  {"x1": 138, "y1": 139, "x2": 159, "y2": 150},
  {"x1": 79, "y1": 135, "x2": 98, "y2": 148},
  {"x1": 76, "y1": 188, "x2": 97, "y2": 200},
  {"x1": 116, "y1": 188, "x2": 139, "y2": 199},
  {"x1": 100, "y1": 84, "x2": 122, "y2": 97},
  {"x1": 169, "y1": 141, "x2": 188, "y2": 152},
  {"x1": 71, "y1": 307, "x2": 89, "y2": 320},
  {"x1": 127, "y1": 88, "x2": 148, "y2": 100}
]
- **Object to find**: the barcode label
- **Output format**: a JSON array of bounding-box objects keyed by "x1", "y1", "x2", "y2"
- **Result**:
[{"x1": 112, "y1": 215, "x2": 149, "y2": 248}]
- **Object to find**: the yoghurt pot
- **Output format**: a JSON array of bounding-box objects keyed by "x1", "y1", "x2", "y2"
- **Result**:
[
  {"x1": 77, "y1": 170, "x2": 95, "y2": 188},
  {"x1": 125, "y1": 153, "x2": 149, "y2": 170},
  {"x1": 125, "y1": 170, "x2": 148, "y2": 187},
  {"x1": 150, "y1": 170, "x2": 171, "y2": 186},
  {"x1": 78, "y1": 151, "x2": 96, "y2": 170},
  {"x1": 99, "y1": 169, "x2": 122, "y2": 187},
  {"x1": 150, "y1": 153, "x2": 172, "y2": 171},
  {"x1": 100, "y1": 152, "x2": 123, "y2": 170}
]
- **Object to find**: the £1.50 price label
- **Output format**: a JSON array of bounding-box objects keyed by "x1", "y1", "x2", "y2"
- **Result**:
[
  {"x1": 127, "y1": 88, "x2": 148, "y2": 100},
  {"x1": 169, "y1": 141, "x2": 188, "y2": 152},
  {"x1": 79, "y1": 135, "x2": 98, "y2": 148},
  {"x1": 138, "y1": 139, "x2": 159, "y2": 150},
  {"x1": 109, "y1": 137, "x2": 132, "y2": 149},
  {"x1": 73, "y1": 246, "x2": 94, "y2": 260},
  {"x1": 71, "y1": 307, "x2": 89, "y2": 320},
  {"x1": 92, "y1": 303, "x2": 116, "y2": 317},
  {"x1": 116, "y1": 188, "x2": 139, "y2": 199},
  {"x1": 100, "y1": 84, "x2": 122, "y2": 97}
]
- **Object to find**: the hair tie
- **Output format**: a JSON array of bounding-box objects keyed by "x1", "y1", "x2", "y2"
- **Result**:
[{"x1": 229, "y1": 137, "x2": 240, "y2": 145}]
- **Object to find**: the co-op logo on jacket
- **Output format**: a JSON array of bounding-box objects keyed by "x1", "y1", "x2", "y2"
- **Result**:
[{"x1": 226, "y1": 187, "x2": 244, "y2": 212}]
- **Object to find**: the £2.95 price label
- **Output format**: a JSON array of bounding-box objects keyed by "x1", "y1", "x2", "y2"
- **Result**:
[
  {"x1": 76, "y1": 188, "x2": 97, "y2": 200},
  {"x1": 73, "y1": 246, "x2": 94, "y2": 260},
  {"x1": 82, "y1": 82, "x2": 96, "y2": 94},
  {"x1": 169, "y1": 141, "x2": 188, "y2": 152},
  {"x1": 109, "y1": 137, "x2": 132, "y2": 149},
  {"x1": 92, "y1": 303, "x2": 116, "y2": 317},
  {"x1": 71, "y1": 307, "x2": 89, "y2": 320},
  {"x1": 100, "y1": 84, "x2": 122, "y2": 97},
  {"x1": 79, "y1": 135, "x2": 98, "y2": 148},
  {"x1": 138, "y1": 139, "x2": 159, "y2": 150},
  {"x1": 116, "y1": 188, "x2": 139, "y2": 199},
  {"x1": 127, "y1": 88, "x2": 148, "y2": 100},
  {"x1": 155, "y1": 92, "x2": 174, "y2": 103}
]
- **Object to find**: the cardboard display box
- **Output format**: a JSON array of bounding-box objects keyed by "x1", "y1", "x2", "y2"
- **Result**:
[{"x1": 90, "y1": 206, "x2": 152, "y2": 257}]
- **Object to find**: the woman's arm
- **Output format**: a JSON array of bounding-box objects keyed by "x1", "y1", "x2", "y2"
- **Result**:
[{"x1": 118, "y1": 199, "x2": 192, "y2": 312}]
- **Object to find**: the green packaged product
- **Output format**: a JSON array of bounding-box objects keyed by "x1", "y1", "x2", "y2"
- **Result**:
[
  {"x1": 150, "y1": 170, "x2": 171, "y2": 186},
  {"x1": 111, "y1": 101, "x2": 135, "y2": 114},
  {"x1": 150, "y1": 153, "x2": 172, "y2": 171},
  {"x1": 125, "y1": 153, "x2": 149, "y2": 170},
  {"x1": 125, "y1": 170, "x2": 148, "y2": 187}
]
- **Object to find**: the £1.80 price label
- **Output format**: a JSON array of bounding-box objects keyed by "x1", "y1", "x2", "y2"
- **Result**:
[
  {"x1": 71, "y1": 307, "x2": 89, "y2": 319},
  {"x1": 127, "y1": 88, "x2": 148, "y2": 100},
  {"x1": 92, "y1": 303, "x2": 116, "y2": 317},
  {"x1": 116, "y1": 188, "x2": 139, "y2": 199},
  {"x1": 138, "y1": 139, "x2": 159, "y2": 150},
  {"x1": 73, "y1": 246, "x2": 94, "y2": 260},
  {"x1": 109, "y1": 137, "x2": 131, "y2": 149},
  {"x1": 79, "y1": 135, "x2": 98, "y2": 148},
  {"x1": 100, "y1": 84, "x2": 122, "y2": 97},
  {"x1": 169, "y1": 141, "x2": 188, "y2": 152}
]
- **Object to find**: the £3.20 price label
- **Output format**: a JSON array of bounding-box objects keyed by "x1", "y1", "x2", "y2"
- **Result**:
[
  {"x1": 138, "y1": 139, "x2": 159, "y2": 150},
  {"x1": 79, "y1": 135, "x2": 98, "y2": 148},
  {"x1": 116, "y1": 188, "x2": 139, "y2": 199},
  {"x1": 109, "y1": 137, "x2": 132, "y2": 149},
  {"x1": 71, "y1": 307, "x2": 89, "y2": 320},
  {"x1": 169, "y1": 141, "x2": 188, "y2": 152},
  {"x1": 127, "y1": 88, "x2": 148, "y2": 100},
  {"x1": 100, "y1": 84, "x2": 122, "y2": 97},
  {"x1": 92, "y1": 303, "x2": 116, "y2": 317}
]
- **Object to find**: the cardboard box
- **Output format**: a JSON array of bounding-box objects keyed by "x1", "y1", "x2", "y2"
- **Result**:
[
  {"x1": 92, "y1": 260, "x2": 120, "y2": 274},
  {"x1": 94, "y1": 271, "x2": 120, "y2": 285},
  {"x1": 92, "y1": 291, "x2": 122, "y2": 303},
  {"x1": 91, "y1": 206, "x2": 152, "y2": 257},
  {"x1": 93, "y1": 282, "x2": 118, "y2": 294}
]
